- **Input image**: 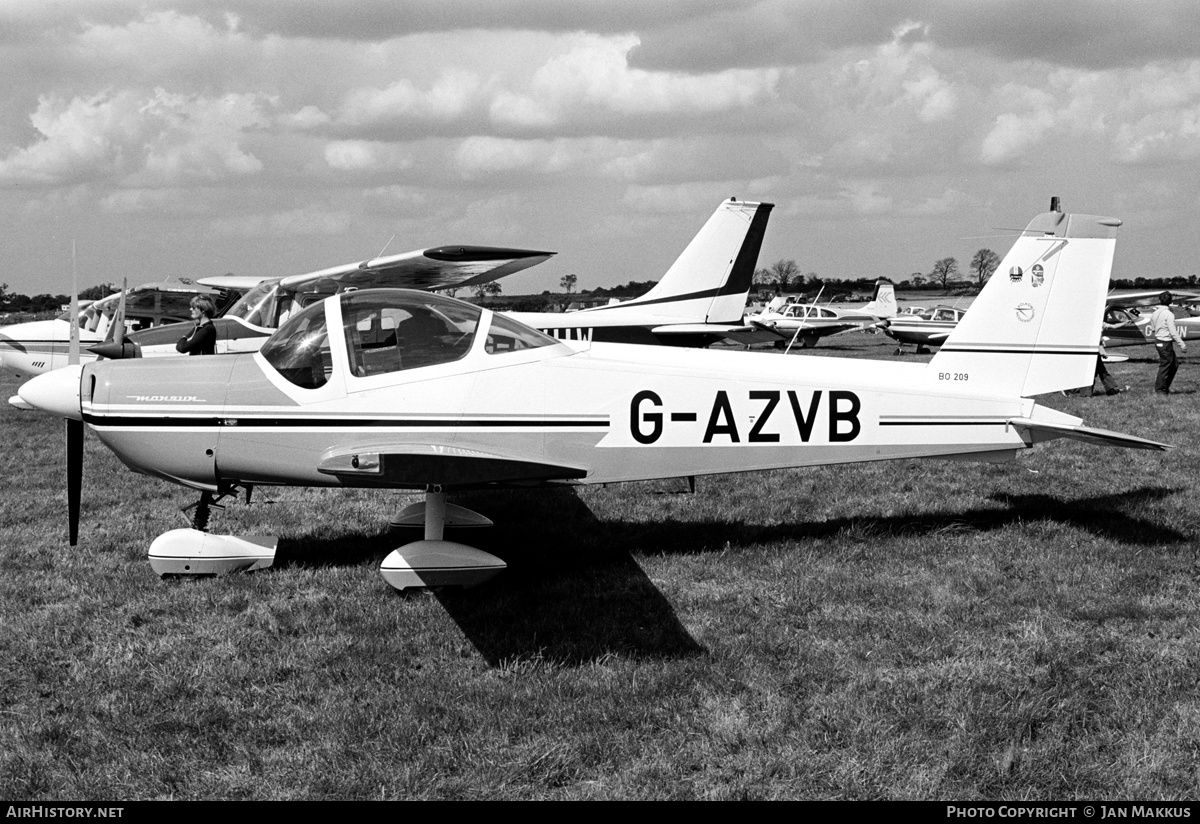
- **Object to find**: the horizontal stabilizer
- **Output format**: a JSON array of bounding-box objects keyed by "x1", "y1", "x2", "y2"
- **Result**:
[
  {"x1": 318, "y1": 443, "x2": 588, "y2": 487},
  {"x1": 1007, "y1": 417, "x2": 1171, "y2": 451},
  {"x1": 651, "y1": 323, "x2": 756, "y2": 335}
]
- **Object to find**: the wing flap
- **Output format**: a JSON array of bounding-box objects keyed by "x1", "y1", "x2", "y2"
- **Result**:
[
  {"x1": 317, "y1": 443, "x2": 587, "y2": 487},
  {"x1": 1006, "y1": 417, "x2": 1171, "y2": 451}
]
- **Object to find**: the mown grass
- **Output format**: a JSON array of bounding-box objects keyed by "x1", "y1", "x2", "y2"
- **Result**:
[{"x1": 2, "y1": 334, "x2": 1199, "y2": 799}]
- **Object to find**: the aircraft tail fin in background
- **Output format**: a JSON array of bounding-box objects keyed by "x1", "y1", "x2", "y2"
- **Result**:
[
  {"x1": 928, "y1": 201, "x2": 1120, "y2": 397},
  {"x1": 613, "y1": 198, "x2": 774, "y2": 324},
  {"x1": 863, "y1": 279, "x2": 897, "y2": 318}
]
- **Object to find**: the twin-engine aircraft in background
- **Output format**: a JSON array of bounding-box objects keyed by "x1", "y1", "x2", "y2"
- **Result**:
[
  {"x1": 745, "y1": 279, "x2": 897, "y2": 348},
  {"x1": 20, "y1": 201, "x2": 1169, "y2": 594},
  {"x1": 880, "y1": 305, "x2": 969, "y2": 354},
  {"x1": 0, "y1": 280, "x2": 232, "y2": 379}
]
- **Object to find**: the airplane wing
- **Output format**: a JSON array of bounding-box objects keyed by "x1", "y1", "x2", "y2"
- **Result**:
[
  {"x1": 651, "y1": 322, "x2": 779, "y2": 346},
  {"x1": 1106, "y1": 290, "x2": 1200, "y2": 307},
  {"x1": 279, "y1": 246, "x2": 555, "y2": 293},
  {"x1": 317, "y1": 443, "x2": 587, "y2": 487},
  {"x1": 198, "y1": 275, "x2": 271, "y2": 293},
  {"x1": 748, "y1": 320, "x2": 820, "y2": 337},
  {"x1": 1006, "y1": 418, "x2": 1170, "y2": 451}
]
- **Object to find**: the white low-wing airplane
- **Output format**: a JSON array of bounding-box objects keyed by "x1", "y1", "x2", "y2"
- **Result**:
[
  {"x1": 745, "y1": 279, "x2": 897, "y2": 348},
  {"x1": 881, "y1": 305, "x2": 969, "y2": 354},
  {"x1": 20, "y1": 202, "x2": 1168, "y2": 592}
]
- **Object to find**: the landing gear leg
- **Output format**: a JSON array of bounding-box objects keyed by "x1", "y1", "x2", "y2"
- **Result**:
[{"x1": 379, "y1": 487, "x2": 506, "y2": 592}]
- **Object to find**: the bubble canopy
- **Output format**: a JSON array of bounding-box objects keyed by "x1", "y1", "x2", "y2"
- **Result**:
[{"x1": 260, "y1": 289, "x2": 559, "y2": 389}]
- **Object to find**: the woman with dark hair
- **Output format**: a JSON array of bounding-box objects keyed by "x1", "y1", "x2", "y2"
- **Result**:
[{"x1": 176, "y1": 295, "x2": 218, "y2": 355}]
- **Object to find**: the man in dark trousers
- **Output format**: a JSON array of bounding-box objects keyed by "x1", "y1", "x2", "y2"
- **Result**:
[
  {"x1": 176, "y1": 295, "x2": 217, "y2": 355},
  {"x1": 1149, "y1": 291, "x2": 1187, "y2": 394}
]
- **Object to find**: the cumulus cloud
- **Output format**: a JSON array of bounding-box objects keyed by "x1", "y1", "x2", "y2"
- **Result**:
[
  {"x1": 979, "y1": 86, "x2": 1059, "y2": 165},
  {"x1": 99, "y1": 187, "x2": 213, "y2": 215},
  {"x1": 978, "y1": 62, "x2": 1200, "y2": 166},
  {"x1": 454, "y1": 136, "x2": 576, "y2": 179},
  {"x1": 490, "y1": 33, "x2": 780, "y2": 130},
  {"x1": 0, "y1": 88, "x2": 268, "y2": 186},
  {"x1": 209, "y1": 204, "x2": 352, "y2": 238},
  {"x1": 340, "y1": 69, "x2": 487, "y2": 129},
  {"x1": 324, "y1": 140, "x2": 415, "y2": 172}
]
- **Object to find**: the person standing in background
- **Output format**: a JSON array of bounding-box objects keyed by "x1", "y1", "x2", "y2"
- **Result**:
[
  {"x1": 1149, "y1": 291, "x2": 1186, "y2": 394},
  {"x1": 176, "y1": 295, "x2": 217, "y2": 356}
]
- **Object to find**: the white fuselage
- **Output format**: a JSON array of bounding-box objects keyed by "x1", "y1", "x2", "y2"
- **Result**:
[{"x1": 79, "y1": 308, "x2": 1061, "y2": 496}]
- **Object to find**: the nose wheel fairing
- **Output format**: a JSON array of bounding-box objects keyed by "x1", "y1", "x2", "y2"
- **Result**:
[{"x1": 148, "y1": 529, "x2": 278, "y2": 575}]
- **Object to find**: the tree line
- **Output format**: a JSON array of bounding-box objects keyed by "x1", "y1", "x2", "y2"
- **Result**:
[
  {"x1": 0, "y1": 282, "x2": 121, "y2": 315},
  {"x1": 750, "y1": 250, "x2": 1200, "y2": 297}
]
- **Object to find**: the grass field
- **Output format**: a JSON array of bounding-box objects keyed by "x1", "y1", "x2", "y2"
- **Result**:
[{"x1": 3, "y1": 333, "x2": 1200, "y2": 800}]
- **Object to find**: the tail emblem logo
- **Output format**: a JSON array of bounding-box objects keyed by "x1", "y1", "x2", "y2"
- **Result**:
[
  {"x1": 1031, "y1": 264, "x2": 1044, "y2": 287},
  {"x1": 1009, "y1": 266, "x2": 1023, "y2": 283},
  {"x1": 1015, "y1": 303, "x2": 1035, "y2": 323}
]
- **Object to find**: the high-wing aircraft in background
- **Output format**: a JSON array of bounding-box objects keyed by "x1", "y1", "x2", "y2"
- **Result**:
[
  {"x1": 745, "y1": 279, "x2": 896, "y2": 348},
  {"x1": 21, "y1": 201, "x2": 1169, "y2": 593},
  {"x1": 0, "y1": 280, "x2": 235, "y2": 379},
  {"x1": 90, "y1": 245, "x2": 556, "y2": 361},
  {"x1": 506, "y1": 198, "x2": 773, "y2": 347},
  {"x1": 90, "y1": 198, "x2": 773, "y2": 361},
  {"x1": 1100, "y1": 291, "x2": 1200, "y2": 349}
]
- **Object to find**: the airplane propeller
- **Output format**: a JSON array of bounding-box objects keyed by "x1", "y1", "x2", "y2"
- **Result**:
[
  {"x1": 65, "y1": 242, "x2": 83, "y2": 546},
  {"x1": 67, "y1": 416, "x2": 82, "y2": 546}
]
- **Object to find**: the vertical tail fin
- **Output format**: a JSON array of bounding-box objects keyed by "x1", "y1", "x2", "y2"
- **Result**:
[
  {"x1": 928, "y1": 203, "x2": 1121, "y2": 397},
  {"x1": 625, "y1": 198, "x2": 774, "y2": 323},
  {"x1": 863, "y1": 279, "x2": 896, "y2": 318}
]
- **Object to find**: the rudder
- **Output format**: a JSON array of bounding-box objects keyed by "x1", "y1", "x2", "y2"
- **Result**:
[
  {"x1": 625, "y1": 198, "x2": 773, "y2": 324},
  {"x1": 928, "y1": 205, "x2": 1120, "y2": 397}
]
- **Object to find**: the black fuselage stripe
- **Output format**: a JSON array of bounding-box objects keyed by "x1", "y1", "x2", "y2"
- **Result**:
[
  {"x1": 879, "y1": 421, "x2": 1007, "y2": 427},
  {"x1": 938, "y1": 347, "x2": 1095, "y2": 355},
  {"x1": 83, "y1": 414, "x2": 608, "y2": 428}
]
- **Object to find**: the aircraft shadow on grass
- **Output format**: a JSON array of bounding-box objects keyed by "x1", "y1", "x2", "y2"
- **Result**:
[
  {"x1": 265, "y1": 484, "x2": 1183, "y2": 666},
  {"x1": 271, "y1": 487, "x2": 706, "y2": 666}
]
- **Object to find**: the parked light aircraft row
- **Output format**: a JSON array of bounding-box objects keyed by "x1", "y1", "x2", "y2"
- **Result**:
[
  {"x1": 879, "y1": 290, "x2": 1200, "y2": 355},
  {"x1": 91, "y1": 243, "x2": 558, "y2": 363},
  {"x1": 18, "y1": 201, "x2": 1170, "y2": 595},
  {"x1": 1, "y1": 199, "x2": 773, "y2": 387},
  {"x1": 0, "y1": 280, "x2": 232, "y2": 378}
]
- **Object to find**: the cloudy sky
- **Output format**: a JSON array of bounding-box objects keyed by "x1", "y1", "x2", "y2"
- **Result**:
[{"x1": 3, "y1": 0, "x2": 1200, "y2": 297}]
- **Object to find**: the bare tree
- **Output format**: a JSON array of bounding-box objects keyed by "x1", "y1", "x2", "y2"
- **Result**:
[
  {"x1": 769, "y1": 259, "x2": 801, "y2": 291},
  {"x1": 970, "y1": 248, "x2": 1000, "y2": 288},
  {"x1": 560, "y1": 273, "x2": 578, "y2": 294},
  {"x1": 930, "y1": 257, "x2": 959, "y2": 290},
  {"x1": 473, "y1": 281, "x2": 502, "y2": 303}
]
